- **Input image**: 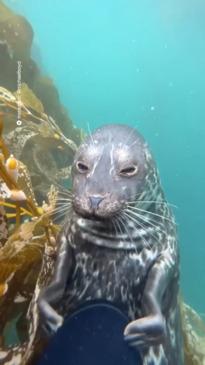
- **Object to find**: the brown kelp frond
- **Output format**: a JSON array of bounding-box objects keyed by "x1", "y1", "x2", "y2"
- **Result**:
[
  {"x1": 0, "y1": 113, "x2": 61, "y2": 364},
  {"x1": 181, "y1": 301, "x2": 205, "y2": 365},
  {"x1": 0, "y1": 86, "x2": 80, "y2": 201},
  {"x1": 0, "y1": 115, "x2": 39, "y2": 221},
  {"x1": 0, "y1": 221, "x2": 58, "y2": 364},
  {"x1": 0, "y1": 227, "x2": 57, "y2": 365},
  {"x1": 0, "y1": 2, "x2": 81, "y2": 361},
  {"x1": 0, "y1": 205, "x2": 8, "y2": 246},
  {"x1": 0, "y1": 185, "x2": 60, "y2": 363},
  {"x1": 0, "y1": 86, "x2": 77, "y2": 153}
]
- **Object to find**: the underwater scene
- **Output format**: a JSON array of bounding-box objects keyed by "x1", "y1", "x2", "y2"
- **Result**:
[{"x1": 0, "y1": 0, "x2": 205, "y2": 364}]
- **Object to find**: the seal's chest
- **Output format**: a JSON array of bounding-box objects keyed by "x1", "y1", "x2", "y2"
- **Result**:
[{"x1": 62, "y1": 243, "x2": 156, "y2": 318}]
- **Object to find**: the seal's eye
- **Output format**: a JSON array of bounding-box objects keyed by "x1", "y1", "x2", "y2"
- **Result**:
[
  {"x1": 76, "y1": 161, "x2": 89, "y2": 173},
  {"x1": 120, "y1": 166, "x2": 138, "y2": 177}
]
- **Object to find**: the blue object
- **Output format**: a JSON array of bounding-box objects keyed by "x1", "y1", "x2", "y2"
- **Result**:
[{"x1": 37, "y1": 301, "x2": 141, "y2": 365}]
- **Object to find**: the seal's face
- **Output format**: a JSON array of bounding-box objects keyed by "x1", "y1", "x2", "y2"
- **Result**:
[{"x1": 72, "y1": 124, "x2": 151, "y2": 219}]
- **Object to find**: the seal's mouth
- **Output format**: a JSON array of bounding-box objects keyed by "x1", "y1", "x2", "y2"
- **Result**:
[
  {"x1": 72, "y1": 198, "x2": 124, "y2": 221},
  {"x1": 73, "y1": 207, "x2": 117, "y2": 222}
]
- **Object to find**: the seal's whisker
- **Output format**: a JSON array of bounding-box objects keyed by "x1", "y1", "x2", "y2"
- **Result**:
[
  {"x1": 41, "y1": 204, "x2": 70, "y2": 216},
  {"x1": 125, "y1": 208, "x2": 167, "y2": 240},
  {"x1": 141, "y1": 201, "x2": 177, "y2": 209},
  {"x1": 56, "y1": 193, "x2": 72, "y2": 201},
  {"x1": 87, "y1": 122, "x2": 95, "y2": 146},
  {"x1": 118, "y1": 215, "x2": 131, "y2": 240},
  {"x1": 125, "y1": 207, "x2": 166, "y2": 231},
  {"x1": 127, "y1": 199, "x2": 177, "y2": 209},
  {"x1": 122, "y1": 211, "x2": 151, "y2": 250},
  {"x1": 57, "y1": 190, "x2": 73, "y2": 197},
  {"x1": 113, "y1": 216, "x2": 124, "y2": 238},
  {"x1": 44, "y1": 209, "x2": 71, "y2": 222},
  {"x1": 52, "y1": 200, "x2": 72, "y2": 208},
  {"x1": 56, "y1": 196, "x2": 72, "y2": 201},
  {"x1": 111, "y1": 219, "x2": 118, "y2": 238},
  {"x1": 49, "y1": 183, "x2": 72, "y2": 196},
  {"x1": 51, "y1": 207, "x2": 72, "y2": 223},
  {"x1": 129, "y1": 140, "x2": 139, "y2": 148},
  {"x1": 57, "y1": 194, "x2": 73, "y2": 200},
  {"x1": 127, "y1": 212, "x2": 166, "y2": 234},
  {"x1": 126, "y1": 205, "x2": 175, "y2": 224},
  {"x1": 54, "y1": 184, "x2": 72, "y2": 192},
  {"x1": 55, "y1": 203, "x2": 72, "y2": 208},
  {"x1": 124, "y1": 213, "x2": 151, "y2": 250},
  {"x1": 124, "y1": 128, "x2": 136, "y2": 145},
  {"x1": 123, "y1": 211, "x2": 157, "y2": 249},
  {"x1": 50, "y1": 180, "x2": 73, "y2": 194},
  {"x1": 52, "y1": 203, "x2": 72, "y2": 211},
  {"x1": 116, "y1": 219, "x2": 123, "y2": 237},
  {"x1": 42, "y1": 204, "x2": 72, "y2": 218},
  {"x1": 55, "y1": 198, "x2": 72, "y2": 203},
  {"x1": 119, "y1": 214, "x2": 137, "y2": 254},
  {"x1": 53, "y1": 206, "x2": 72, "y2": 215}
]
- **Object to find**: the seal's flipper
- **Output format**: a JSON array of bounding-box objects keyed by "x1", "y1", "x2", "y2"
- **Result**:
[
  {"x1": 38, "y1": 230, "x2": 74, "y2": 336},
  {"x1": 124, "y1": 313, "x2": 166, "y2": 347}
]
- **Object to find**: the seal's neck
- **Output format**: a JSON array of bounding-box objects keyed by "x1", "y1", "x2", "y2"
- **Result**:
[{"x1": 72, "y1": 211, "x2": 158, "y2": 251}]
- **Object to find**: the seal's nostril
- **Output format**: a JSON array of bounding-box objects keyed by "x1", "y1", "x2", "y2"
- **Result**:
[{"x1": 89, "y1": 196, "x2": 104, "y2": 210}]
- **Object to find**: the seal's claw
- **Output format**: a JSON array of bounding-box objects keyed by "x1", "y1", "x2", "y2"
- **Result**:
[
  {"x1": 38, "y1": 295, "x2": 64, "y2": 337},
  {"x1": 41, "y1": 312, "x2": 63, "y2": 336},
  {"x1": 124, "y1": 314, "x2": 166, "y2": 348},
  {"x1": 124, "y1": 333, "x2": 147, "y2": 348}
]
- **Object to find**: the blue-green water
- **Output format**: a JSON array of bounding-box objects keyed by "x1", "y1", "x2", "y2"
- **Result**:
[{"x1": 5, "y1": 0, "x2": 205, "y2": 313}]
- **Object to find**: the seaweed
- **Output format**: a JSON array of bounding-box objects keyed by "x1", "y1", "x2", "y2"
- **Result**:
[
  {"x1": 0, "y1": 2, "x2": 83, "y2": 363},
  {"x1": 181, "y1": 302, "x2": 205, "y2": 365},
  {"x1": 0, "y1": 205, "x2": 8, "y2": 246},
  {"x1": 0, "y1": 86, "x2": 79, "y2": 202},
  {"x1": 0, "y1": 115, "x2": 61, "y2": 363},
  {"x1": 0, "y1": 4, "x2": 83, "y2": 359}
]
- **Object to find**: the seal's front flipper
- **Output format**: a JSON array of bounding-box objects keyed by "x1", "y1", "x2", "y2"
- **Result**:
[
  {"x1": 38, "y1": 283, "x2": 65, "y2": 336},
  {"x1": 40, "y1": 300, "x2": 64, "y2": 336},
  {"x1": 124, "y1": 313, "x2": 166, "y2": 347},
  {"x1": 124, "y1": 253, "x2": 177, "y2": 348},
  {"x1": 38, "y1": 231, "x2": 74, "y2": 336}
]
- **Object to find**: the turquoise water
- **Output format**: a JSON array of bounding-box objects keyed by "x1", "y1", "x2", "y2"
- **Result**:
[{"x1": 5, "y1": 0, "x2": 205, "y2": 313}]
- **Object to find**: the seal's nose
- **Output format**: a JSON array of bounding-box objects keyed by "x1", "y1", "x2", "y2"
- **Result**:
[{"x1": 89, "y1": 196, "x2": 104, "y2": 210}]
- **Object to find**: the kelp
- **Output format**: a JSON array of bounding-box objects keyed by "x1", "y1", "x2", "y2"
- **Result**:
[
  {"x1": 0, "y1": 5, "x2": 81, "y2": 352},
  {"x1": 0, "y1": 113, "x2": 39, "y2": 221},
  {"x1": 0, "y1": 205, "x2": 59, "y2": 365},
  {"x1": 0, "y1": 206, "x2": 8, "y2": 246},
  {"x1": 0, "y1": 2, "x2": 81, "y2": 362},
  {"x1": 0, "y1": 86, "x2": 78, "y2": 201},
  {"x1": 0, "y1": 123, "x2": 60, "y2": 363},
  {"x1": 181, "y1": 302, "x2": 205, "y2": 365}
]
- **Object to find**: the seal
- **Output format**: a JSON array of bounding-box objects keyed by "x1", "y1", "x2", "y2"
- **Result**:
[{"x1": 38, "y1": 124, "x2": 184, "y2": 365}]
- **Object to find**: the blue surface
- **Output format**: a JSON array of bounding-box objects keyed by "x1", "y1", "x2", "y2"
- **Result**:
[{"x1": 37, "y1": 302, "x2": 141, "y2": 365}]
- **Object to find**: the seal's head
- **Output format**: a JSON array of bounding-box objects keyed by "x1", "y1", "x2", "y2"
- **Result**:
[{"x1": 72, "y1": 124, "x2": 158, "y2": 219}]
